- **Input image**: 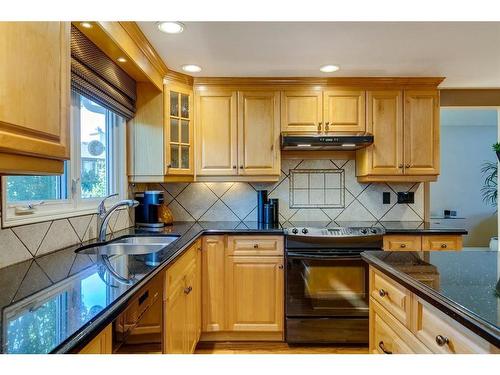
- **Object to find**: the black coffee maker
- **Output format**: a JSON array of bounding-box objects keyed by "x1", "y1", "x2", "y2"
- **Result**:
[{"x1": 134, "y1": 191, "x2": 165, "y2": 228}]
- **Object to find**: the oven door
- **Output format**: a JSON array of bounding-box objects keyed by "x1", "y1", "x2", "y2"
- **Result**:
[{"x1": 286, "y1": 250, "x2": 369, "y2": 318}]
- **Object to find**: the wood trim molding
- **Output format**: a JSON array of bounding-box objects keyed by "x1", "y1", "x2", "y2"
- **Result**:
[
  {"x1": 119, "y1": 22, "x2": 169, "y2": 76},
  {"x1": 440, "y1": 89, "x2": 500, "y2": 107},
  {"x1": 194, "y1": 77, "x2": 445, "y2": 89}
]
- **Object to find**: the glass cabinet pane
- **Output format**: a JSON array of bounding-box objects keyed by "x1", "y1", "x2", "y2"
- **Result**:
[
  {"x1": 181, "y1": 94, "x2": 189, "y2": 118},
  {"x1": 170, "y1": 118, "x2": 179, "y2": 142},
  {"x1": 170, "y1": 91, "x2": 179, "y2": 116},
  {"x1": 181, "y1": 120, "x2": 189, "y2": 143},
  {"x1": 181, "y1": 146, "x2": 189, "y2": 169},
  {"x1": 170, "y1": 145, "x2": 179, "y2": 168}
]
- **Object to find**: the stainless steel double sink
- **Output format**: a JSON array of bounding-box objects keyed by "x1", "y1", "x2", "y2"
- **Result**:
[{"x1": 76, "y1": 235, "x2": 180, "y2": 256}]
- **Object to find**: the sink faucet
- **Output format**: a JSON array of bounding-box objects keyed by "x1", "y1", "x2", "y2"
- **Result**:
[{"x1": 97, "y1": 193, "x2": 139, "y2": 242}]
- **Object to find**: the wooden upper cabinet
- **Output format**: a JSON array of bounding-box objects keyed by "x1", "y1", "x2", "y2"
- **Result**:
[
  {"x1": 195, "y1": 90, "x2": 238, "y2": 176},
  {"x1": 404, "y1": 90, "x2": 440, "y2": 176},
  {"x1": 0, "y1": 22, "x2": 70, "y2": 174},
  {"x1": 281, "y1": 90, "x2": 322, "y2": 132},
  {"x1": 238, "y1": 91, "x2": 280, "y2": 175},
  {"x1": 165, "y1": 83, "x2": 194, "y2": 176},
  {"x1": 323, "y1": 90, "x2": 366, "y2": 132},
  {"x1": 359, "y1": 91, "x2": 403, "y2": 176}
]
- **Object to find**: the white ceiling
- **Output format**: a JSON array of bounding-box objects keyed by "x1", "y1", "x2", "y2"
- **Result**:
[{"x1": 138, "y1": 22, "x2": 500, "y2": 88}]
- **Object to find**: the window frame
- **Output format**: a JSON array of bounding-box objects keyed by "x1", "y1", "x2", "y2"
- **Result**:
[{"x1": 1, "y1": 91, "x2": 128, "y2": 228}]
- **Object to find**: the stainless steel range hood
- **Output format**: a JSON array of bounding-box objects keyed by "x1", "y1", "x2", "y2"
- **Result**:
[{"x1": 281, "y1": 132, "x2": 374, "y2": 151}]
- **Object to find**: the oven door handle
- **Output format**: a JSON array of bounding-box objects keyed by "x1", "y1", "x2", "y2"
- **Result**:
[{"x1": 286, "y1": 251, "x2": 362, "y2": 260}]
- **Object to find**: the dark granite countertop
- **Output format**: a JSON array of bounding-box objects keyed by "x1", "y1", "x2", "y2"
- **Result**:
[
  {"x1": 362, "y1": 250, "x2": 500, "y2": 347},
  {"x1": 0, "y1": 220, "x2": 467, "y2": 354},
  {"x1": 0, "y1": 221, "x2": 282, "y2": 354}
]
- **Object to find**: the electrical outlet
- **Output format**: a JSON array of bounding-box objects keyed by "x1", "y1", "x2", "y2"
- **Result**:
[
  {"x1": 383, "y1": 192, "x2": 391, "y2": 204},
  {"x1": 397, "y1": 192, "x2": 414, "y2": 204}
]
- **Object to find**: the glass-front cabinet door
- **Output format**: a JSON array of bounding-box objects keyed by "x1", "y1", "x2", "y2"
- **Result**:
[{"x1": 165, "y1": 84, "x2": 194, "y2": 176}]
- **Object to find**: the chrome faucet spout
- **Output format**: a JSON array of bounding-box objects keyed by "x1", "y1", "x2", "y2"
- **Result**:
[{"x1": 97, "y1": 195, "x2": 139, "y2": 242}]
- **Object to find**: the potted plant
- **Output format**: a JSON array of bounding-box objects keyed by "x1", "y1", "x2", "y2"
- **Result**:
[
  {"x1": 481, "y1": 160, "x2": 498, "y2": 250},
  {"x1": 492, "y1": 142, "x2": 500, "y2": 162}
]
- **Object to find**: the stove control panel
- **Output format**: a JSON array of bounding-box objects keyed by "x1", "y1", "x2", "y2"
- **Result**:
[{"x1": 284, "y1": 226, "x2": 385, "y2": 238}]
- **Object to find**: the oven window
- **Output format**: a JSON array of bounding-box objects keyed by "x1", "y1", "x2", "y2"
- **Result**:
[{"x1": 287, "y1": 257, "x2": 369, "y2": 317}]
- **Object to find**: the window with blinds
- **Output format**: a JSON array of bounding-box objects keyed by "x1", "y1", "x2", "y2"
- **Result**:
[{"x1": 70, "y1": 26, "x2": 136, "y2": 119}]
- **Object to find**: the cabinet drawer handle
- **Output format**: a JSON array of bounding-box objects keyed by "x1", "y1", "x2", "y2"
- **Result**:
[
  {"x1": 400, "y1": 243, "x2": 406, "y2": 248},
  {"x1": 278, "y1": 264, "x2": 284, "y2": 269},
  {"x1": 184, "y1": 286, "x2": 192, "y2": 295},
  {"x1": 440, "y1": 243, "x2": 447, "y2": 249},
  {"x1": 435, "y1": 335, "x2": 449, "y2": 346},
  {"x1": 378, "y1": 289, "x2": 388, "y2": 298},
  {"x1": 253, "y1": 244, "x2": 259, "y2": 249},
  {"x1": 378, "y1": 341, "x2": 392, "y2": 354}
]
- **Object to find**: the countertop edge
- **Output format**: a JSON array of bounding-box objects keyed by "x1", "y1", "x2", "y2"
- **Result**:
[
  {"x1": 52, "y1": 227, "x2": 282, "y2": 353},
  {"x1": 46, "y1": 224, "x2": 467, "y2": 353},
  {"x1": 361, "y1": 251, "x2": 500, "y2": 348}
]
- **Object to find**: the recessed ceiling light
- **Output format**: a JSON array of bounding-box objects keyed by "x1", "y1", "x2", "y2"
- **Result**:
[
  {"x1": 320, "y1": 64, "x2": 340, "y2": 73},
  {"x1": 157, "y1": 21, "x2": 185, "y2": 34},
  {"x1": 117, "y1": 57, "x2": 127, "y2": 63},
  {"x1": 80, "y1": 22, "x2": 93, "y2": 29},
  {"x1": 182, "y1": 64, "x2": 202, "y2": 73}
]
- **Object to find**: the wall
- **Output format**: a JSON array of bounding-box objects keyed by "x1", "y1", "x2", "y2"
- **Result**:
[
  {"x1": 431, "y1": 109, "x2": 498, "y2": 247},
  {"x1": 0, "y1": 177, "x2": 133, "y2": 269},
  {"x1": 140, "y1": 158, "x2": 424, "y2": 223}
]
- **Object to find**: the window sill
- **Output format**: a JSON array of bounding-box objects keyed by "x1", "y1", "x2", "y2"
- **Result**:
[{"x1": 1, "y1": 200, "x2": 122, "y2": 228}]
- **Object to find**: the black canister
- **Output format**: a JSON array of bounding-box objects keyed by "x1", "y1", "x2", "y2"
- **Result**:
[
  {"x1": 257, "y1": 190, "x2": 268, "y2": 223},
  {"x1": 269, "y1": 198, "x2": 279, "y2": 224},
  {"x1": 263, "y1": 203, "x2": 274, "y2": 224}
]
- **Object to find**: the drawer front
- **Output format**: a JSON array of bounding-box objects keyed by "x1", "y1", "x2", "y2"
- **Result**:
[
  {"x1": 370, "y1": 268, "x2": 411, "y2": 327},
  {"x1": 383, "y1": 235, "x2": 422, "y2": 251},
  {"x1": 370, "y1": 298, "x2": 430, "y2": 354},
  {"x1": 421, "y1": 235, "x2": 462, "y2": 251},
  {"x1": 373, "y1": 308, "x2": 415, "y2": 354},
  {"x1": 226, "y1": 235, "x2": 283, "y2": 256},
  {"x1": 411, "y1": 295, "x2": 495, "y2": 353}
]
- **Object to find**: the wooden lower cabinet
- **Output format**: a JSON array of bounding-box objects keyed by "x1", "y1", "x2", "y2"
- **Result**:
[
  {"x1": 225, "y1": 256, "x2": 284, "y2": 335},
  {"x1": 201, "y1": 235, "x2": 285, "y2": 341},
  {"x1": 369, "y1": 267, "x2": 499, "y2": 354},
  {"x1": 164, "y1": 240, "x2": 201, "y2": 353},
  {"x1": 78, "y1": 324, "x2": 112, "y2": 354},
  {"x1": 383, "y1": 234, "x2": 463, "y2": 251}
]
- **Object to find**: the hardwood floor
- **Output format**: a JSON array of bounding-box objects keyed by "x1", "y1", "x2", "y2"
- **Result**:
[{"x1": 194, "y1": 342, "x2": 368, "y2": 354}]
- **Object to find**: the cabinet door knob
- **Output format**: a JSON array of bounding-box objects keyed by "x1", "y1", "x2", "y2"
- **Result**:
[
  {"x1": 398, "y1": 164, "x2": 404, "y2": 169},
  {"x1": 379, "y1": 289, "x2": 388, "y2": 298},
  {"x1": 233, "y1": 165, "x2": 236, "y2": 169},
  {"x1": 239, "y1": 165, "x2": 244, "y2": 169},
  {"x1": 325, "y1": 122, "x2": 330, "y2": 131},
  {"x1": 278, "y1": 264, "x2": 284, "y2": 269},
  {"x1": 378, "y1": 341, "x2": 392, "y2": 354},
  {"x1": 400, "y1": 243, "x2": 407, "y2": 248},
  {"x1": 253, "y1": 243, "x2": 259, "y2": 249},
  {"x1": 317, "y1": 122, "x2": 322, "y2": 131},
  {"x1": 435, "y1": 335, "x2": 449, "y2": 347},
  {"x1": 441, "y1": 243, "x2": 447, "y2": 249},
  {"x1": 184, "y1": 286, "x2": 192, "y2": 295},
  {"x1": 405, "y1": 164, "x2": 410, "y2": 168}
]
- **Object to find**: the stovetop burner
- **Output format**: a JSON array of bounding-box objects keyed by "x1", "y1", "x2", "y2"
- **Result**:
[{"x1": 284, "y1": 226, "x2": 385, "y2": 238}]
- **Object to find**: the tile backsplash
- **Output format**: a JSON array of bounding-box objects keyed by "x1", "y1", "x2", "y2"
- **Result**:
[
  {"x1": 0, "y1": 177, "x2": 133, "y2": 269},
  {"x1": 141, "y1": 158, "x2": 424, "y2": 223}
]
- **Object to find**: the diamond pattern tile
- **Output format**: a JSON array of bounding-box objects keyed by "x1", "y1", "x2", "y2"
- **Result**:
[
  {"x1": 205, "y1": 182, "x2": 234, "y2": 197},
  {"x1": 12, "y1": 221, "x2": 50, "y2": 255},
  {"x1": 357, "y1": 183, "x2": 397, "y2": 220},
  {"x1": 221, "y1": 183, "x2": 257, "y2": 220},
  {"x1": 199, "y1": 200, "x2": 239, "y2": 221},
  {"x1": 69, "y1": 215, "x2": 93, "y2": 242},
  {"x1": 176, "y1": 183, "x2": 218, "y2": 220},
  {"x1": 0, "y1": 228, "x2": 33, "y2": 268},
  {"x1": 335, "y1": 199, "x2": 377, "y2": 221},
  {"x1": 36, "y1": 219, "x2": 80, "y2": 257}
]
